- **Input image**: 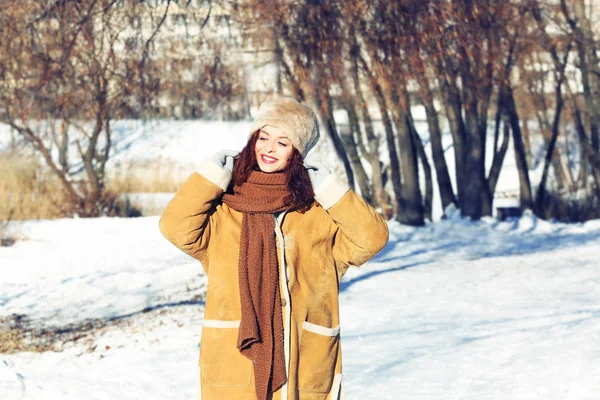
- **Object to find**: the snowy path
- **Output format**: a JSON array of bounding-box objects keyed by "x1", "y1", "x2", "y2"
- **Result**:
[
  {"x1": 341, "y1": 216, "x2": 600, "y2": 399},
  {"x1": 1, "y1": 214, "x2": 600, "y2": 399}
]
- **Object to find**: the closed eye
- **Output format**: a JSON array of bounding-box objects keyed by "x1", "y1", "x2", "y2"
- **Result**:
[{"x1": 278, "y1": 142, "x2": 288, "y2": 147}]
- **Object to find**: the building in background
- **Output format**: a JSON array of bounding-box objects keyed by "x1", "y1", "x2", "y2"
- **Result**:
[{"x1": 113, "y1": 0, "x2": 278, "y2": 119}]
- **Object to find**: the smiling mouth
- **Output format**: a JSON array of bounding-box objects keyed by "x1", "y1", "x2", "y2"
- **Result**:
[{"x1": 260, "y1": 154, "x2": 278, "y2": 164}]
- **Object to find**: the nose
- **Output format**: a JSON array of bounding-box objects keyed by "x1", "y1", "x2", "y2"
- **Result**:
[{"x1": 265, "y1": 140, "x2": 274, "y2": 152}]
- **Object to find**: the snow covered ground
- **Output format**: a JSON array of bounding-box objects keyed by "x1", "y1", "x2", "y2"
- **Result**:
[{"x1": 1, "y1": 212, "x2": 599, "y2": 399}]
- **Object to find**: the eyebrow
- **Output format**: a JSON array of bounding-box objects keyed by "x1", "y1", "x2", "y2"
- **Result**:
[{"x1": 260, "y1": 130, "x2": 291, "y2": 141}]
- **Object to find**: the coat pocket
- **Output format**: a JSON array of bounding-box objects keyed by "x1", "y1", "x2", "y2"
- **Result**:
[
  {"x1": 200, "y1": 319, "x2": 253, "y2": 388},
  {"x1": 298, "y1": 320, "x2": 340, "y2": 394}
]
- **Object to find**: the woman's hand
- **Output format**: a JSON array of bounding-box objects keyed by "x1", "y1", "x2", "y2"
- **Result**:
[
  {"x1": 304, "y1": 161, "x2": 332, "y2": 193},
  {"x1": 211, "y1": 150, "x2": 238, "y2": 174}
]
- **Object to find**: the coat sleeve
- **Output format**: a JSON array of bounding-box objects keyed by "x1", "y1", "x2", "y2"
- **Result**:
[
  {"x1": 314, "y1": 174, "x2": 389, "y2": 271},
  {"x1": 158, "y1": 158, "x2": 232, "y2": 269}
]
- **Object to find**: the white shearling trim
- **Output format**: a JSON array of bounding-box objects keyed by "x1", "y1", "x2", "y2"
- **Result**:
[
  {"x1": 314, "y1": 174, "x2": 350, "y2": 210},
  {"x1": 203, "y1": 319, "x2": 240, "y2": 328},
  {"x1": 302, "y1": 321, "x2": 340, "y2": 337},
  {"x1": 330, "y1": 374, "x2": 343, "y2": 400},
  {"x1": 197, "y1": 158, "x2": 232, "y2": 192},
  {"x1": 274, "y1": 212, "x2": 292, "y2": 398}
]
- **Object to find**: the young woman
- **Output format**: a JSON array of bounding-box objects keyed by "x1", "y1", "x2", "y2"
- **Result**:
[{"x1": 159, "y1": 97, "x2": 389, "y2": 400}]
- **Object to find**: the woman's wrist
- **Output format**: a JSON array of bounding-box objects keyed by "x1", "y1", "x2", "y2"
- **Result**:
[
  {"x1": 314, "y1": 174, "x2": 350, "y2": 210},
  {"x1": 198, "y1": 158, "x2": 232, "y2": 192}
]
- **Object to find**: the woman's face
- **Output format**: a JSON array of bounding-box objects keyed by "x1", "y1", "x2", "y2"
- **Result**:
[{"x1": 255, "y1": 126, "x2": 294, "y2": 173}]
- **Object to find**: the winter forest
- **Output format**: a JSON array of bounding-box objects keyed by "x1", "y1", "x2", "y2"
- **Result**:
[{"x1": 1, "y1": 1, "x2": 600, "y2": 399}]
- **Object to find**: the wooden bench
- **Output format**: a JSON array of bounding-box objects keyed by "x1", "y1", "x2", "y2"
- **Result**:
[{"x1": 496, "y1": 206, "x2": 521, "y2": 221}]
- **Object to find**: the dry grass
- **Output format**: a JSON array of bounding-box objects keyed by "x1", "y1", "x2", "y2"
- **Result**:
[
  {"x1": 0, "y1": 314, "x2": 58, "y2": 353},
  {"x1": 0, "y1": 313, "x2": 122, "y2": 354},
  {"x1": 0, "y1": 153, "x2": 66, "y2": 221},
  {"x1": 0, "y1": 297, "x2": 205, "y2": 354},
  {"x1": 106, "y1": 159, "x2": 181, "y2": 194},
  {"x1": 0, "y1": 154, "x2": 180, "y2": 220}
]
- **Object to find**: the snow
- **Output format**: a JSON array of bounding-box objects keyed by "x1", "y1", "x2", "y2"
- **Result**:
[
  {"x1": 341, "y1": 216, "x2": 600, "y2": 399},
  {"x1": 2, "y1": 215, "x2": 600, "y2": 399}
]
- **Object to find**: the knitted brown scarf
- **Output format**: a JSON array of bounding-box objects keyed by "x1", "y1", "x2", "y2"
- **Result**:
[{"x1": 222, "y1": 170, "x2": 292, "y2": 400}]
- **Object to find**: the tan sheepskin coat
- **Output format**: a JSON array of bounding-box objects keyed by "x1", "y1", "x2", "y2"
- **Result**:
[{"x1": 159, "y1": 159, "x2": 389, "y2": 400}]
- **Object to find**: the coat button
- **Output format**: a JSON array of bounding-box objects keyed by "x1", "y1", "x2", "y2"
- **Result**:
[{"x1": 281, "y1": 297, "x2": 287, "y2": 307}]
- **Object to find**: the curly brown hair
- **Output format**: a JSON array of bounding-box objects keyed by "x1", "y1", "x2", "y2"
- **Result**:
[{"x1": 230, "y1": 130, "x2": 314, "y2": 212}]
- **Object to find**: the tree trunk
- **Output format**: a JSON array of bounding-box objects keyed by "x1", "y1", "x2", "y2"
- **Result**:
[
  {"x1": 359, "y1": 55, "x2": 403, "y2": 219},
  {"x1": 351, "y1": 58, "x2": 391, "y2": 217},
  {"x1": 521, "y1": 118, "x2": 532, "y2": 165},
  {"x1": 571, "y1": 0, "x2": 600, "y2": 153},
  {"x1": 338, "y1": 74, "x2": 373, "y2": 203},
  {"x1": 348, "y1": 32, "x2": 391, "y2": 216},
  {"x1": 302, "y1": 63, "x2": 355, "y2": 190},
  {"x1": 488, "y1": 119, "x2": 510, "y2": 196},
  {"x1": 10, "y1": 123, "x2": 82, "y2": 214},
  {"x1": 461, "y1": 89, "x2": 486, "y2": 219},
  {"x1": 477, "y1": 82, "x2": 494, "y2": 217},
  {"x1": 440, "y1": 79, "x2": 468, "y2": 212},
  {"x1": 571, "y1": 99, "x2": 600, "y2": 197},
  {"x1": 488, "y1": 90, "x2": 510, "y2": 199},
  {"x1": 582, "y1": 142, "x2": 600, "y2": 199},
  {"x1": 408, "y1": 116, "x2": 433, "y2": 221},
  {"x1": 389, "y1": 86, "x2": 424, "y2": 226},
  {"x1": 504, "y1": 87, "x2": 535, "y2": 213},
  {"x1": 530, "y1": 93, "x2": 569, "y2": 189},
  {"x1": 417, "y1": 72, "x2": 456, "y2": 213},
  {"x1": 339, "y1": 119, "x2": 372, "y2": 203},
  {"x1": 536, "y1": 89, "x2": 564, "y2": 214},
  {"x1": 52, "y1": 120, "x2": 70, "y2": 175},
  {"x1": 537, "y1": 44, "x2": 571, "y2": 213},
  {"x1": 274, "y1": 34, "x2": 283, "y2": 96},
  {"x1": 280, "y1": 54, "x2": 304, "y2": 101},
  {"x1": 371, "y1": 80, "x2": 403, "y2": 216},
  {"x1": 575, "y1": 38, "x2": 600, "y2": 156}
]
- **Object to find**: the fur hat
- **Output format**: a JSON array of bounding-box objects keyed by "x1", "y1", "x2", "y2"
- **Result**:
[{"x1": 249, "y1": 97, "x2": 320, "y2": 157}]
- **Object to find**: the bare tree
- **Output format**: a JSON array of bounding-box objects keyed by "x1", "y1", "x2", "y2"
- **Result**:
[
  {"x1": 0, "y1": 0, "x2": 178, "y2": 216},
  {"x1": 531, "y1": 3, "x2": 573, "y2": 212},
  {"x1": 230, "y1": 0, "x2": 599, "y2": 223},
  {"x1": 559, "y1": 0, "x2": 600, "y2": 196}
]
